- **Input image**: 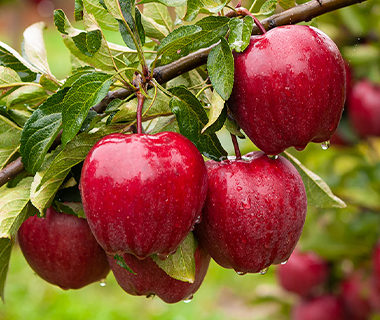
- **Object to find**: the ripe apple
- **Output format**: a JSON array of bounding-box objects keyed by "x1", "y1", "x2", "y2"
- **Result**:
[
  {"x1": 107, "y1": 241, "x2": 211, "y2": 304},
  {"x1": 80, "y1": 132, "x2": 208, "y2": 259},
  {"x1": 348, "y1": 79, "x2": 380, "y2": 138},
  {"x1": 194, "y1": 151, "x2": 307, "y2": 274},
  {"x1": 17, "y1": 206, "x2": 110, "y2": 290},
  {"x1": 228, "y1": 25, "x2": 346, "y2": 155},
  {"x1": 373, "y1": 242, "x2": 380, "y2": 290},
  {"x1": 292, "y1": 295, "x2": 344, "y2": 320},
  {"x1": 340, "y1": 271, "x2": 371, "y2": 320},
  {"x1": 277, "y1": 249, "x2": 329, "y2": 297}
]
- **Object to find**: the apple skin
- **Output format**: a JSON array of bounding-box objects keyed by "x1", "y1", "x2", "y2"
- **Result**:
[
  {"x1": 194, "y1": 151, "x2": 307, "y2": 274},
  {"x1": 227, "y1": 25, "x2": 346, "y2": 155},
  {"x1": 340, "y1": 271, "x2": 371, "y2": 320},
  {"x1": 373, "y1": 242, "x2": 380, "y2": 290},
  {"x1": 348, "y1": 79, "x2": 380, "y2": 138},
  {"x1": 292, "y1": 295, "x2": 345, "y2": 320},
  {"x1": 107, "y1": 241, "x2": 211, "y2": 304},
  {"x1": 277, "y1": 249, "x2": 329, "y2": 297},
  {"x1": 80, "y1": 132, "x2": 208, "y2": 259},
  {"x1": 17, "y1": 206, "x2": 110, "y2": 290}
]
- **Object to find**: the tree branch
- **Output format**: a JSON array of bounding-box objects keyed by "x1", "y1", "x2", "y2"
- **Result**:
[{"x1": 0, "y1": 0, "x2": 367, "y2": 188}]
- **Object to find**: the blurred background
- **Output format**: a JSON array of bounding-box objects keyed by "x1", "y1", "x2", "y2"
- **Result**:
[{"x1": 1, "y1": 0, "x2": 380, "y2": 319}]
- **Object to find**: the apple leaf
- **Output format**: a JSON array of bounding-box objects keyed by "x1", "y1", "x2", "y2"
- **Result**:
[
  {"x1": 144, "y1": 3, "x2": 173, "y2": 32},
  {"x1": 152, "y1": 232, "x2": 196, "y2": 283},
  {"x1": 259, "y1": 0, "x2": 279, "y2": 15},
  {"x1": 0, "y1": 41, "x2": 38, "y2": 82},
  {"x1": 83, "y1": 0, "x2": 119, "y2": 31},
  {"x1": 228, "y1": 16, "x2": 254, "y2": 53},
  {"x1": 113, "y1": 254, "x2": 136, "y2": 274},
  {"x1": 0, "y1": 115, "x2": 22, "y2": 170},
  {"x1": 61, "y1": 72, "x2": 113, "y2": 147},
  {"x1": 0, "y1": 66, "x2": 22, "y2": 89},
  {"x1": 138, "y1": 0, "x2": 187, "y2": 7},
  {"x1": 158, "y1": 16, "x2": 229, "y2": 65},
  {"x1": 201, "y1": 90, "x2": 226, "y2": 135},
  {"x1": 169, "y1": 86, "x2": 227, "y2": 161},
  {"x1": 74, "y1": 0, "x2": 84, "y2": 21},
  {"x1": 151, "y1": 115, "x2": 179, "y2": 134},
  {"x1": 0, "y1": 177, "x2": 34, "y2": 239},
  {"x1": 20, "y1": 88, "x2": 69, "y2": 175},
  {"x1": 283, "y1": 151, "x2": 346, "y2": 209},
  {"x1": 184, "y1": 0, "x2": 228, "y2": 21},
  {"x1": 207, "y1": 37, "x2": 234, "y2": 101},
  {"x1": 279, "y1": 0, "x2": 296, "y2": 10},
  {"x1": 54, "y1": 201, "x2": 86, "y2": 219},
  {"x1": 0, "y1": 238, "x2": 13, "y2": 303},
  {"x1": 111, "y1": 87, "x2": 172, "y2": 123},
  {"x1": 22, "y1": 22, "x2": 54, "y2": 77},
  {"x1": 5, "y1": 85, "x2": 47, "y2": 110}
]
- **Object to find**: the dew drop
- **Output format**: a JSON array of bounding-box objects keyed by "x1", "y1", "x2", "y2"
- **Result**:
[
  {"x1": 236, "y1": 271, "x2": 247, "y2": 276},
  {"x1": 183, "y1": 294, "x2": 193, "y2": 303},
  {"x1": 157, "y1": 253, "x2": 169, "y2": 260},
  {"x1": 259, "y1": 267, "x2": 269, "y2": 275},
  {"x1": 267, "y1": 154, "x2": 279, "y2": 160},
  {"x1": 195, "y1": 215, "x2": 202, "y2": 224},
  {"x1": 321, "y1": 140, "x2": 330, "y2": 150},
  {"x1": 281, "y1": 260, "x2": 288, "y2": 265},
  {"x1": 237, "y1": 186, "x2": 242, "y2": 192},
  {"x1": 99, "y1": 279, "x2": 107, "y2": 287}
]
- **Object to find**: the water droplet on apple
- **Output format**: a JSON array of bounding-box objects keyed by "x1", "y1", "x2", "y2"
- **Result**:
[
  {"x1": 157, "y1": 253, "x2": 169, "y2": 260},
  {"x1": 183, "y1": 294, "x2": 193, "y2": 303},
  {"x1": 237, "y1": 186, "x2": 242, "y2": 191},
  {"x1": 236, "y1": 271, "x2": 247, "y2": 276},
  {"x1": 259, "y1": 267, "x2": 269, "y2": 275},
  {"x1": 99, "y1": 279, "x2": 107, "y2": 287},
  {"x1": 321, "y1": 140, "x2": 330, "y2": 150},
  {"x1": 195, "y1": 215, "x2": 202, "y2": 224},
  {"x1": 267, "y1": 154, "x2": 278, "y2": 160},
  {"x1": 281, "y1": 260, "x2": 288, "y2": 265}
]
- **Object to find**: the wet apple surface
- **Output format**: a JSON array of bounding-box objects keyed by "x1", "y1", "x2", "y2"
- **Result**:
[
  {"x1": 80, "y1": 131, "x2": 208, "y2": 259},
  {"x1": 228, "y1": 25, "x2": 346, "y2": 155}
]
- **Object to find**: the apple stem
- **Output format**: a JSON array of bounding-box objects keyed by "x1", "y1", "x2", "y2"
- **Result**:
[
  {"x1": 225, "y1": 7, "x2": 266, "y2": 34},
  {"x1": 231, "y1": 134, "x2": 242, "y2": 160},
  {"x1": 136, "y1": 91, "x2": 145, "y2": 134}
]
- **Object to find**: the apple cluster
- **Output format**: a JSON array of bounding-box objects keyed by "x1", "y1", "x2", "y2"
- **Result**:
[
  {"x1": 277, "y1": 246, "x2": 380, "y2": 319},
  {"x1": 17, "y1": 24, "x2": 347, "y2": 304}
]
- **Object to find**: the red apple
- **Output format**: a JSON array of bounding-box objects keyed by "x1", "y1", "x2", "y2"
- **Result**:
[
  {"x1": 277, "y1": 249, "x2": 329, "y2": 297},
  {"x1": 373, "y1": 242, "x2": 380, "y2": 290},
  {"x1": 348, "y1": 79, "x2": 380, "y2": 138},
  {"x1": 17, "y1": 206, "x2": 110, "y2": 290},
  {"x1": 292, "y1": 295, "x2": 345, "y2": 320},
  {"x1": 80, "y1": 132, "x2": 208, "y2": 259},
  {"x1": 340, "y1": 271, "x2": 371, "y2": 320},
  {"x1": 108, "y1": 241, "x2": 211, "y2": 304},
  {"x1": 228, "y1": 25, "x2": 346, "y2": 155},
  {"x1": 194, "y1": 151, "x2": 307, "y2": 274}
]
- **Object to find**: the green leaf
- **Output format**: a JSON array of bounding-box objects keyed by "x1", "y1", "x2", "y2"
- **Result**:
[
  {"x1": 87, "y1": 29, "x2": 103, "y2": 55},
  {"x1": 61, "y1": 72, "x2": 113, "y2": 147},
  {"x1": 138, "y1": 0, "x2": 186, "y2": 7},
  {"x1": 0, "y1": 41, "x2": 38, "y2": 82},
  {"x1": 228, "y1": 16, "x2": 254, "y2": 52},
  {"x1": 224, "y1": 115, "x2": 245, "y2": 138},
  {"x1": 74, "y1": 0, "x2": 84, "y2": 21},
  {"x1": 54, "y1": 201, "x2": 85, "y2": 218},
  {"x1": 151, "y1": 115, "x2": 179, "y2": 134},
  {"x1": 207, "y1": 37, "x2": 234, "y2": 101},
  {"x1": 184, "y1": 0, "x2": 228, "y2": 21},
  {"x1": 169, "y1": 86, "x2": 227, "y2": 161},
  {"x1": 0, "y1": 238, "x2": 13, "y2": 303},
  {"x1": 111, "y1": 87, "x2": 172, "y2": 123},
  {"x1": 22, "y1": 22, "x2": 54, "y2": 76},
  {"x1": 283, "y1": 151, "x2": 346, "y2": 209},
  {"x1": 0, "y1": 66, "x2": 22, "y2": 90},
  {"x1": 6, "y1": 85, "x2": 47, "y2": 110},
  {"x1": 83, "y1": 0, "x2": 119, "y2": 31},
  {"x1": 259, "y1": 0, "x2": 278, "y2": 15},
  {"x1": 158, "y1": 16, "x2": 229, "y2": 65},
  {"x1": 113, "y1": 254, "x2": 136, "y2": 274},
  {"x1": 20, "y1": 88, "x2": 69, "y2": 174},
  {"x1": 63, "y1": 67, "x2": 95, "y2": 88},
  {"x1": 201, "y1": 90, "x2": 226, "y2": 134},
  {"x1": 152, "y1": 232, "x2": 196, "y2": 283},
  {"x1": 39, "y1": 74, "x2": 61, "y2": 92},
  {"x1": 144, "y1": 3, "x2": 173, "y2": 31},
  {"x1": 0, "y1": 115, "x2": 22, "y2": 170},
  {"x1": 0, "y1": 177, "x2": 34, "y2": 239}
]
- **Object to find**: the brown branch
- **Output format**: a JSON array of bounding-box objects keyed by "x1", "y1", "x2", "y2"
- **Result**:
[{"x1": 0, "y1": 0, "x2": 368, "y2": 188}]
